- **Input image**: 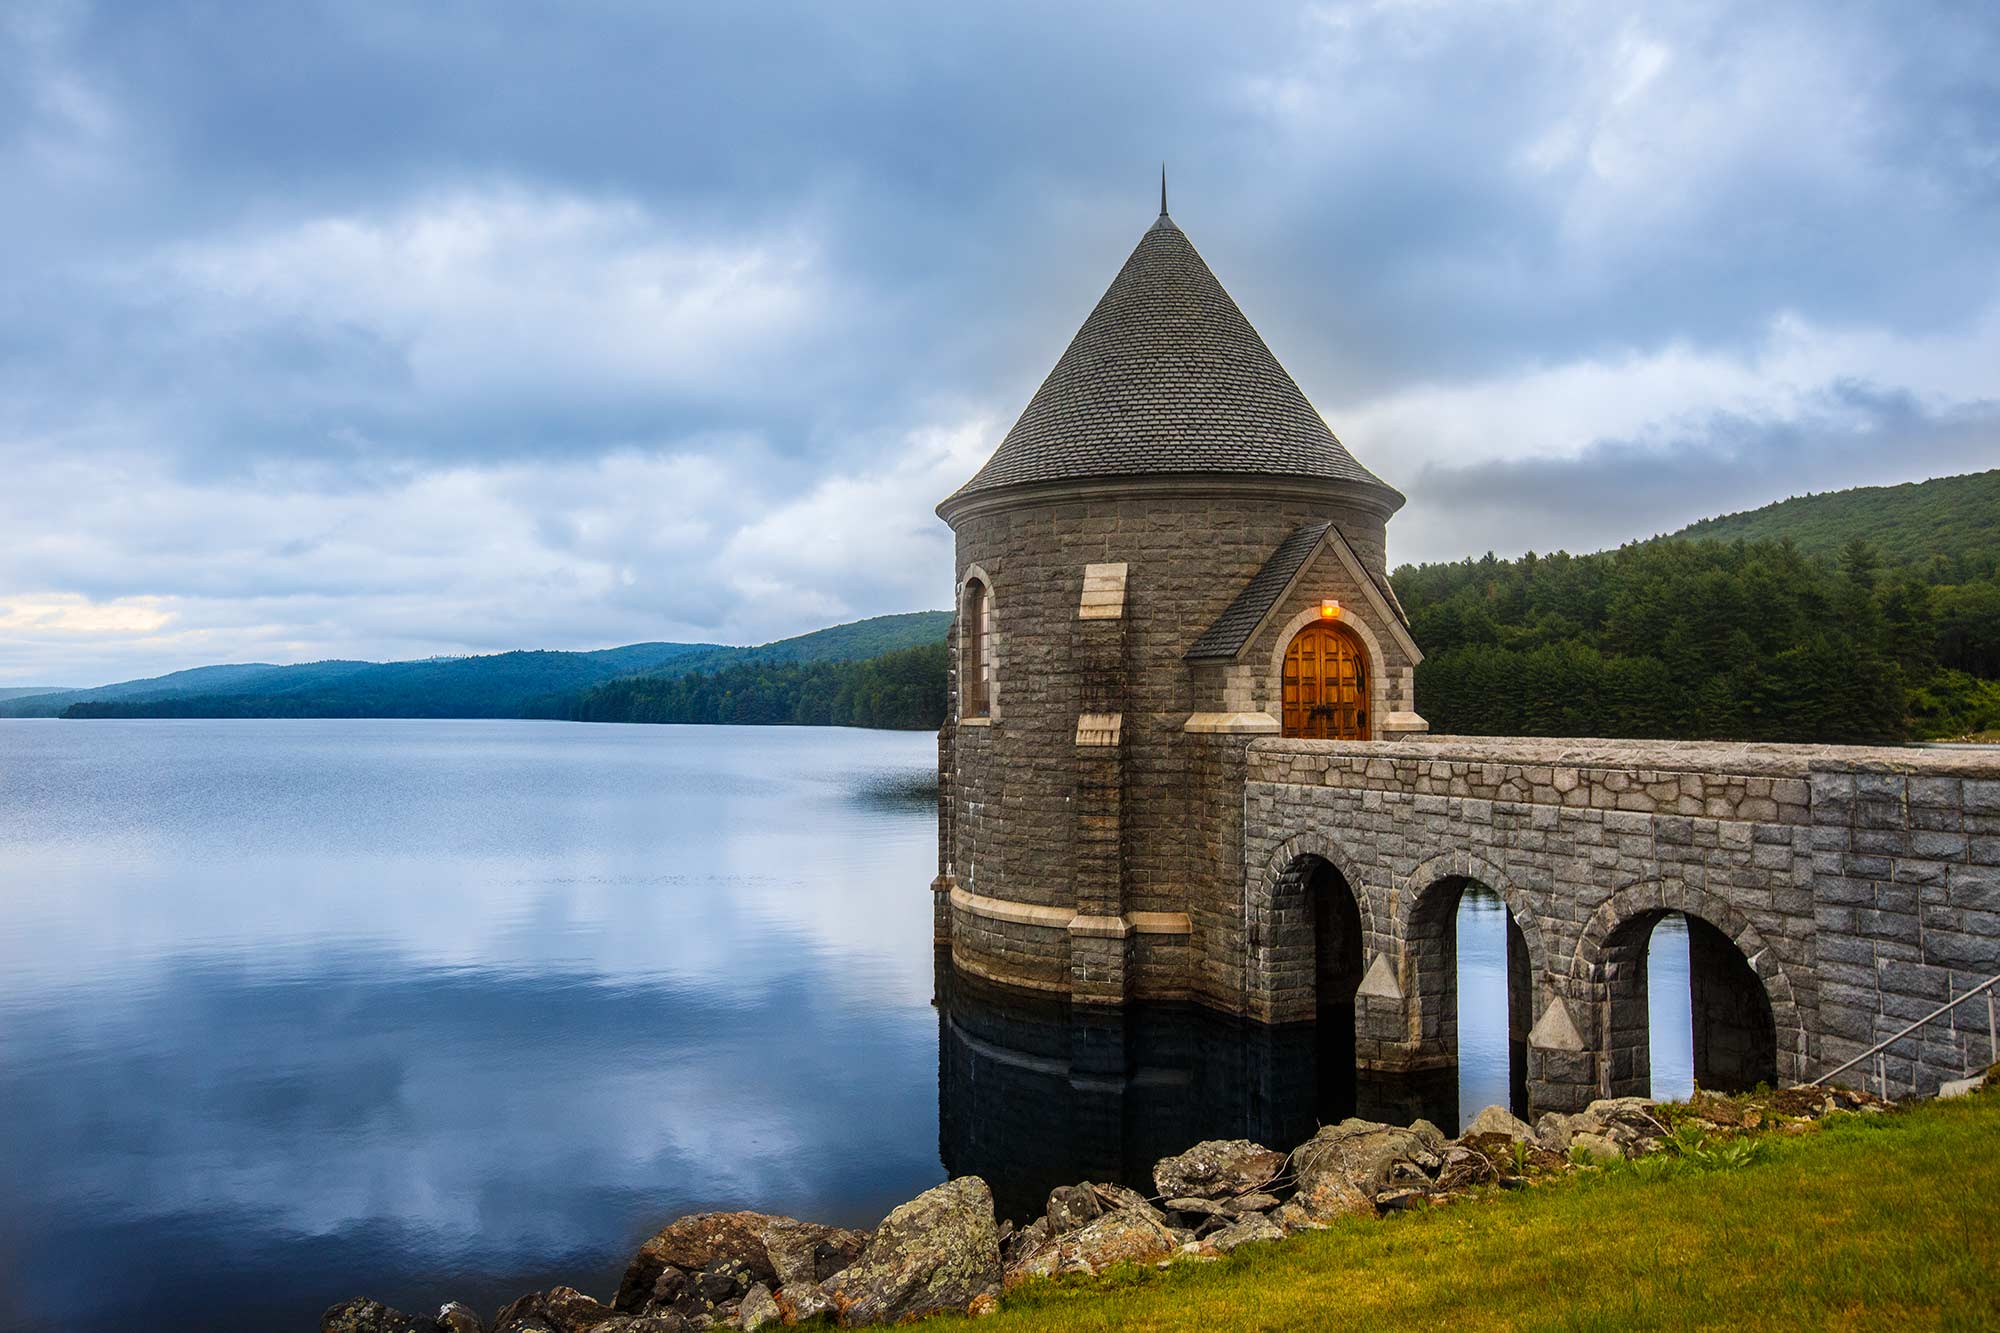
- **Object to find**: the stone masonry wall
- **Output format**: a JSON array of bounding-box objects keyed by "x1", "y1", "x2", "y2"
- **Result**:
[{"x1": 1237, "y1": 737, "x2": 2000, "y2": 1111}]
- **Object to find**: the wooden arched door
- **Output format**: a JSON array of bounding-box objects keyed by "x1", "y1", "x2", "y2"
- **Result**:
[{"x1": 1281, "y1": 621, "x2": 1370, "y2": 739}]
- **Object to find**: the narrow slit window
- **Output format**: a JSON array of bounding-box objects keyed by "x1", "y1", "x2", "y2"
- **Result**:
[{"x1": 964, "y1": 580, "x2": 992, "y2": 718}]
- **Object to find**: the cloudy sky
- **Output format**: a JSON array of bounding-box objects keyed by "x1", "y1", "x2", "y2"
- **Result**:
[{"x1": 3, "y1": 1, "x2": 1996, "y2": 685}]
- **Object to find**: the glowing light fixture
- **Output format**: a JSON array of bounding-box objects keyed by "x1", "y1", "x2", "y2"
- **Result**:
[{"x1": 1320, "y1": 599, "x2": 1342, "y2": 619}]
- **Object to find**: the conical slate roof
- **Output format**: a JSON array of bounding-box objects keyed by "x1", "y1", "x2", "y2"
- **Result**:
[{"x1": 943, "y1": 210, "x2": 1397, "y2": 510}]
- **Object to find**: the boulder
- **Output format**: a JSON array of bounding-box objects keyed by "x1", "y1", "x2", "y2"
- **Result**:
[
  {"x1": 669, "y1": 1260, "x2": 754, "y2": 1323},
  {"x1": 758, "y1": 1218, "x2": 868, "y2": 1290},
  {"x1": 1044, "y1": 1183, "x2": 1102, "y2": 1234},
  {"x1": 1464, "y1": 1105, "x2": 1537, "y2": 1143},
  {"x1": 493, "y1": 1288, "x2": 623, "y2": 1333},
  {"x1": 774, "y1": 1281, "x2": 833, "y2": 1326},
  {"x1": 1569, "y1": 1131, "x2": 1625, "y2": 1163},
  {"x1": 1221, "y1": 1192, "x2": 1281, "y2": 1216},
  {"x1": 1005, "y1": 1207, "x2": 1179, "y2": 1285},
  {"x1": 1408, "y1": 1119, "x2": 1451, "y2": 1152},
  {"x1": 1152, "y1": 1139, "x2": 1284, "y2": 1201},
  {"x1": 1542, "y1": 1097, "x2": 1666, "y2": 1159},
  {"x1": 1270, "y1": 1201, "x2": 1327, "y2": 1233},
  {"x1": 1089, "y1": 1182, "x2": 1164, "y2": 1220},
  {"x1": 437, "y1": 1303, "x2": 487, "y2": 1333},
  {"x1": 1001, "y1": 1216, "x2": 1050, "y2": 1264},
  {"x1": 1163, "y1": 1196, "x2": 1227, "y2": 1219},
  {"x1": 615, "y1": 1212, "x2": 791, "y2": 1310},
  {"x1": 1203, "y1": 1213, "x2": 1285, "y2": 1254},
  {"x1": 1289, "y1": 1119, "x2": 1443, "y2": 1199},
  {"x1": 821, "y1": 1176, "x2": 1002, "y2": 1326},
  {"x1": 1290, "y1": 1164, "x2": 1372, "y2": 1223},
  {"x1": 737, "y1": 1285, "x2": 781, "y2": 1332},
  {"x1": 321, "y1": 1300, "x2": 429, "y2": 1333}
]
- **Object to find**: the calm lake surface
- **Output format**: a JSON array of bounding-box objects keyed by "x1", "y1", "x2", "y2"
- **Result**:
[{"x1": 0, "y1": 719, "x2": 1691, "y2": 1331}]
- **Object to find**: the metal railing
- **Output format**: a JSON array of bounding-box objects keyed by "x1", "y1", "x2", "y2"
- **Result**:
[{"x1": 1809, "y1": 971, "x2": 2000, "y2": 1097}]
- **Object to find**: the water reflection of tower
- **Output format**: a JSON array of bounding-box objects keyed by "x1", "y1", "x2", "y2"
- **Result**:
[{"x1": 935, "y1": 956, "x2": 1450, "y2": 1223}]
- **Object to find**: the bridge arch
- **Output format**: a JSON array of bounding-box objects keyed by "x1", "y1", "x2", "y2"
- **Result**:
[
  {"x1": 1575, "y1": 879, "x2": 1807, "y2": 1095},
  {"x1": 1247, "y1": 831, "x2": 1381, "y2": 1024},
  {"x1": 1248, "y1": 831, "x2": 1383, "y2": 1119},
  {"x1": 1395, "y1": 851, "x2": 1553, "y2": 1119}
]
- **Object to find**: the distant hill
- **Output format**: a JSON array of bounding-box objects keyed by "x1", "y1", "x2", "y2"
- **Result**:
[
  {"x1": 1672, "y1": 469, "x2": 2000, "y2": 574},
  {"x1": 38, "y1": 612, "x2": 952, "y2": 722},
  {"x1": 568, "y1": 641, "x2": 949, "y2": 729},
  {"x1": 0, "y1": 686, "x2": 76, "y2": 701}
]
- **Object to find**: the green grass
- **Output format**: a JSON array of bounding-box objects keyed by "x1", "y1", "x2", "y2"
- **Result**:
[{"x1": 973, "y1": 1090, "x2": 2000, "y2": 1331}]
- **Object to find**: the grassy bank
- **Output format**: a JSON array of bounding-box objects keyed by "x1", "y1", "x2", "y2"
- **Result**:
[{"x1": 981, "y1": 1090, "x2": 2000, "y2": 1331}]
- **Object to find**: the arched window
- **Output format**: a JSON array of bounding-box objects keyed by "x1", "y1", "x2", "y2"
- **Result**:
[{"x1": 962, "y1": 578, "x2": 993, "y2": 719}]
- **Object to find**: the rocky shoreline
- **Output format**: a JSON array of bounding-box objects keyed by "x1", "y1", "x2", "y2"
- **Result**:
[{"x1": 323, "y1": 1084, "x2": 1903, "y2": 1333}]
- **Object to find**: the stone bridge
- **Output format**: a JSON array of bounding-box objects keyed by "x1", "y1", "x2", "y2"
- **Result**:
[{"x1": 1232, "y1": 737, "x2": 2000, "y2": 1114}]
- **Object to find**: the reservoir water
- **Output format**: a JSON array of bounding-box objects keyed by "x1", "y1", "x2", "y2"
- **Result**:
[{"x1": 0, "y1": 719, "x2": 1691, "y2": 1331}]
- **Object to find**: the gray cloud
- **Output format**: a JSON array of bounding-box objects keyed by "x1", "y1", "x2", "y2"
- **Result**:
[
  {"x1": 1395, "y1": 384, "x2": 2000, "y2": 564},
  {"x1": 1, "y1": 0, "x2": 1997, "y2": 681}
]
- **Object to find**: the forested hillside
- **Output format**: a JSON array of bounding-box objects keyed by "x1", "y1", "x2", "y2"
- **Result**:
[
  {"x1": 566, "y1": 642, "x2": 947, "y2": 729},
  {"x1": 1395, "y1": 470, "x2": 2000, "y2": 743},
  {"x1": 1674, "y1": 469, "x2": 2000, "y2": 568}
]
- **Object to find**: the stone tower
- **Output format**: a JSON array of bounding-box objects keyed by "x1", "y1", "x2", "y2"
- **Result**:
[{"x1": 935, "y1": 198, "x2": 1426, "y2": 1010}]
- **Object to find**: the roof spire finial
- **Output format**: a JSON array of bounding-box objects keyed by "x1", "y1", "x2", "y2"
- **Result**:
[{"x1": 1159, "y1": 163, "x2": 1168, "y2": 217}]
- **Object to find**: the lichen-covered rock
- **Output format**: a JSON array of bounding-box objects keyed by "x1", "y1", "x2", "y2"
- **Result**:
[
  {"x1": 1464, "y1": 1105, "x2": 1537, "y2": 1143},
  {"x1": 1221, "y1": 1192, "x2": 1280, "y2": 1215},
  {"x1": 1000, "y1": 1216, "x2": 1050, "y2": 1264},
  {"x1": 1204, "y1": 1213, "x2": 1285, "y2": 1254},
  {"x1": 1290, "y1": 1119, "x2": 1443, "y2": 1199},
  {"x1": 1044, "y1": 1183, "x2": 1102, "y2": 1234},
  {"x1": 1152, "y1": 1139, "x2": 1284, "y2": 1201},
  {"x1": 1270, "y1": 1201, "x2": 1324, "y2": 1233},
  {"x1": 736, "y1": 1284, "x2": 781, "y2": 1332},
  {"x1": 774, "y1": 1281, "x2": 833, "y2": 1326},
  {"x1": 1163, "y1": 1196, "x2": 1226, "y2": 1219},
  {"x1": 1088, "y1": 1182, "x2": 1162, "y2": 1219},
  {"x1": 1570, "y1": 1130, "x2": 1625, "y2": 1162},
  {"x1": 615, "y1": 1212, "x2": 791, "y2": 1310},
  {"x1": 437, "y1": 1302, "x2": 487, "y2": 1333},
  {"x1": 1005, "y1": 1207, "x2": 1179, "y2": 1286},
  {"x1": 1408, "y1": 1119, "x2": 1450, "y2": 1152},
  {"x1": 1578, "y1": 1097, "x2": 1666, "y2": 1148},
  {"x1": 1535, "y1": 1110, "x2": 1574, "y2": 1152},
  {"x1": 821, "y1": 1176, "x2": 1002, "y2": 1326},
  {"x1": 321, "y1": 1299, "x2": 429, "y2": 1333},
  {"x1": 493, "y1": 1287, "x2": 623, "y2": 1333},
  {"x1": 757, "y1": 1217, "x2": 868, "y2": 1290},
  {"x1": 1287, "y1": 1162, "x2": 1373, "y2": 1222}
]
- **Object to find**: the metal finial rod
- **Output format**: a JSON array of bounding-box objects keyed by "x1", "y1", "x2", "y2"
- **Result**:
[{"x1": 1160, "y1": 163, "x2": 1168, "y2": 216}]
